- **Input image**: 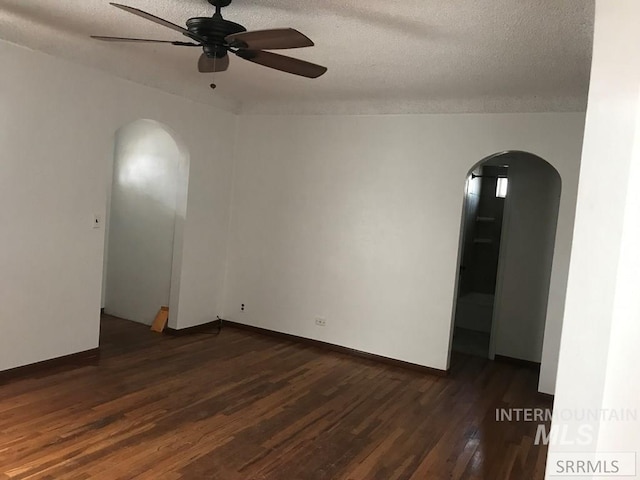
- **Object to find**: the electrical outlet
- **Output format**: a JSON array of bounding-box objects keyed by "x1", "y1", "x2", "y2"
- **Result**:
[{"x1": 315, "y1": 317, "x2": 326, "y2": 327}]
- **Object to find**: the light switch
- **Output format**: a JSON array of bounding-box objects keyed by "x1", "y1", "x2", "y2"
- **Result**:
[{"x1": 92, "y1": 214, "x2": 102, "y2": 229}]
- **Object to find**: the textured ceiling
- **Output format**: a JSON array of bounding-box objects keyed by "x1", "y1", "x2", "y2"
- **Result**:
[{"x1": 0, "y1": 0, "x2": 594, "y2": 114}]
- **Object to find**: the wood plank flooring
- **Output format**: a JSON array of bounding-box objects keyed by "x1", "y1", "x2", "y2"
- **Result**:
[{"x1": 0, "y1": 316, "x2": 552, "y2": 479}]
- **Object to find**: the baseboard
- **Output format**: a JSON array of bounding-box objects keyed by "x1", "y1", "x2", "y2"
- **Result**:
[
  {"x1": 164, "y1": 319, "x2": 222, "y2": 336},
  {"x1": 494, "y1": 354, "x2": 541, "y2": 370},
  {"x1": 0, "y1": 348, "x2": 100, "y2": 384},
  {"x1": 223, "y1": 320, "x2": 448, "y2": 377}
]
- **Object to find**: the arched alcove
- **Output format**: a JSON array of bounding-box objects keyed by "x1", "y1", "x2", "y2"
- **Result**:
[
  {"x1": 449, "y1": 151, "x2": 562, "y2": 370},
  {"x1": 102, "y1": 119, "x2": 190, "y2": 327}
]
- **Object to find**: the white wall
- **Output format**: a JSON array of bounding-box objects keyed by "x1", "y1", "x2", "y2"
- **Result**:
[
  {"x1": 104, "y1": 120, "x2": 185, "y2": 325},
  {"x1": 223, "y1": 113, "x2": 585, "y2": 389},
  {"x1": 0, "y1": 38, "x2": 587, "y2": 398},
  {"x1": 492, "y1": 155, "x2": 561, "y2": 363},
  {"x1": 548, "y1": 0, "x2": 640, "y2": 473},
  {"x1": 0, "y1": 40, "x2": 236, "y2": 371}
]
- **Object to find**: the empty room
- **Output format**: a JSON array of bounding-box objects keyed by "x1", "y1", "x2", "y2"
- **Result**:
[{"x1": 1, "y1": 0, "x2": 639, "y2": 479}]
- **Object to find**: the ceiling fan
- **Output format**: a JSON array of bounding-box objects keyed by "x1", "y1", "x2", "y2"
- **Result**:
[{"x1": 91, "y1": 0, "x2": 327, "y2": 89}]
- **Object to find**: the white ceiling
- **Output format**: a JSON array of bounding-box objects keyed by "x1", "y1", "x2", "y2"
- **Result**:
[{"x1": 0, "y1": 0, "x2": 594, "y2": 114}]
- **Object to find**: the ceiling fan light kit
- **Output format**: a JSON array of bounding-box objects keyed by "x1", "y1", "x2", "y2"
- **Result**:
[{"x1": 91, "y1": 0, "x2": 327, "y2": 89}]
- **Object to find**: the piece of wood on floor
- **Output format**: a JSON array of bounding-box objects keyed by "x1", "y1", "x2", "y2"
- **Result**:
[{"x1": 150, "y1": 306, "x2": 169, "y2": 333}]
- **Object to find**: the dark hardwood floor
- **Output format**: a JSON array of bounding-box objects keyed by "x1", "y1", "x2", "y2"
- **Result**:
[{"x1": 0, "y1": 316, "x2": 551, "y2": 479}]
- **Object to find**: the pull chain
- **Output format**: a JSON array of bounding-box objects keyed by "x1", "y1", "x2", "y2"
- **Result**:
[{"x1": 210, "y1": 55, "x2": 217, "y2": 90}]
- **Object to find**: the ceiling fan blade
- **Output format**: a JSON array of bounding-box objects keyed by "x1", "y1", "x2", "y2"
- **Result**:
[
  {"x1": 235, "y1": 50, "x2": 327, "y2": 78},
  {"x1": 198, "y1": 54, "x2": 230, "y2": 73},
  {"x1": 109, "y1": 3, "x2": 204, "y2": 43},
  {"x1": 91, "y1": 36, "x2": 199, "y2": 46},
  {"x1": 226, "y1": 28, "x2": 314, "y2": 50}
]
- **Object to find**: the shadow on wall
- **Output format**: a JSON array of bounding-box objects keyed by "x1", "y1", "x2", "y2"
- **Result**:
[
  {"x1": 102, "y1": 119, "x2": 190, "y2": 328},
  {"x1": 450, "y1": 151, "x2": 562, "y2": 368}
]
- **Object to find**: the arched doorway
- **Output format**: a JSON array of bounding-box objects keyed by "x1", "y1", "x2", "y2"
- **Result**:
[
  {"x1": 450, "y1": 151, "x2": 561, "y2": 365},
  {"x1": 102, "y1": 119, "x2": 189, "y2": 327}
]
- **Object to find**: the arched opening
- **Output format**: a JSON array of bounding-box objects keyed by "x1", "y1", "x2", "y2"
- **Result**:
[
  {"x1": 449, "y1": 151, "x2": 561, "y2": 367},
  {"x1": 101, "y1": 119, "x2": 189, "y2": 328}
]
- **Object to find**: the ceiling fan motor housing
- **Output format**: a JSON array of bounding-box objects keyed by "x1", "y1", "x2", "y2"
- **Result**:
[
  {"x1": 208, "y1": 0, "x2": 233, "y2": 7},
  {"x1": 186, "y1": 17, "x2": 246, "y2": 57}
]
